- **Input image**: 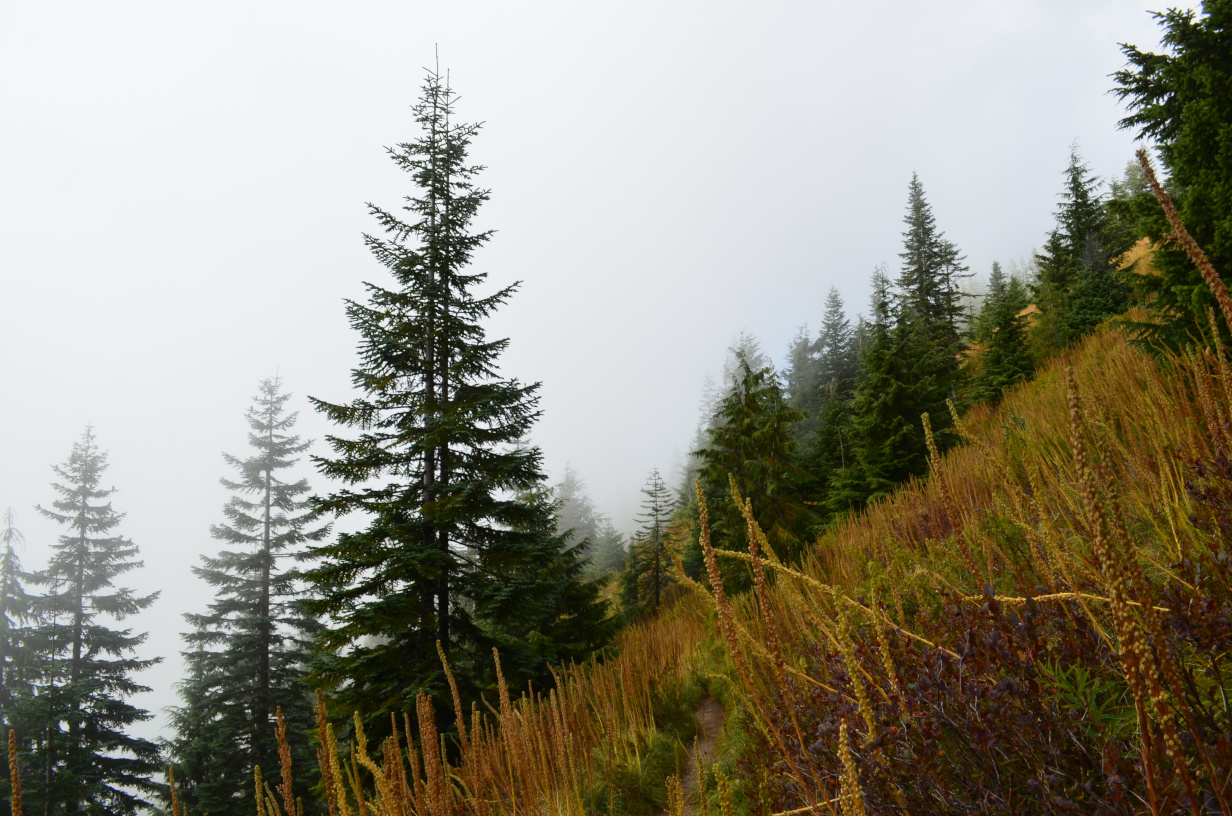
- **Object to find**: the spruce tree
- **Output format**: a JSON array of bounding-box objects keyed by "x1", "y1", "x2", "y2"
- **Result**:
[
  {"x1": 783, "y1": 325, "x2": 823, "y2": 450},
  {"x1": 974, "y1": 261, "x2": 1008, "y2": 341},
  {"x1": 815, "y1": 287, "x2": 857, "y2": 390},
  {"x1": 969, "y1": 275, "x2": 1034, "y2": 405},
  {"x1": 696, "y1": 356, "x2": 814, "y2": 575},
  {"x1": 469, "y1": 483, "x2": 617, "y2": 686},
  {"x1": 169, "y1": 377, "x2": 328, "y2": 816},
  {"x1": 803, "y1": 288, "x2": 856, "y2": 507},
  {"x1": 829, "y1": 270, "x2": 949, "y2": 511},
  {"x1": 0, "y1": 509, "x2": 32, "y2": 735},
  {"x1": 807, "y1": 380, "x2": 854, "y2": 508},
  {"x1": 896, "y1": 174, "x2": 969, "y2": 396},
  {"x1": 1033, "y1": 147, "x2": 1128, "y2": 348},
  {"x1": 626, "y1": 470, "x2": 676, "y2": 612},
  {"x1": 588, "y1": 520, "x2": 627, "y2": 576},
  {"x1": 306, "y1": 68, "x2": 611, "y2": 732},
  {"x1": 1114, "y1": 3, "x2": 1232, "y2": 348},
  {"x1": 553, "y1": 469, "x2": 624, "y2": 577},
  {"x1": 25, "y1": 427, "x2": 161, "y2": 815}
]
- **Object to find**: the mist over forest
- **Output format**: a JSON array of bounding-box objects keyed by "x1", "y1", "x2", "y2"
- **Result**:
[{"x1": 5, "y1": 2, "x2": 1232, "y2": 814}]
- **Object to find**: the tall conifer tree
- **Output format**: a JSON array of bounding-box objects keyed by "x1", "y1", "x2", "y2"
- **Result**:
[
  {"x1": 696, "y1": 356, "x2": 814, "y2": 576},
  {"x1": 1114, "y1": 4, "x2": 1232, "y2": 348},
  {"x1": 1033, "y1": 147, "x2": 1128, "y2": 348},
  {"x1": 306, "y1": 68, "x2": 611, "y2": 732},
  {"x1": 783, "y1": 326, "x2": 823, "y2": 450},
  {"x1": 803, "y1": 289, "x2": 857, "y2": 506},
  {"x1": 970, "y1": 274, "x2": 1034, "y2": 405},
  {"x1": 896, "y1": 174, "x2": 969, "y2": 398},
  {"x1": 24, "y1": 427, "x2": 161, "y2": 815},
  {"x1": 630, "y1": 470, "x2": 676, "y2": 611},
  {"x1": 830, "y1": 270, "x2": 949, "y2": 511},
  {"x1": 815, "y1": 287, "x2": 857, "y2": 390},
  {"x1": 169, "y1": 377, "x2": 328, "y2": 816},
  {"x1": 0, "y1": 509, "x2": 32, "y2": 736}
]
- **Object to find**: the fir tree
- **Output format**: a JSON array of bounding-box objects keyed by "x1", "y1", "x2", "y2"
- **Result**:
[
  {"x1": 801, "y1": 288, "x2": 856, "y2": 508},
  {"x1": 588, "y1": 520, "x2": 627, "y2": 576},
  {"x1": 469, "y1": 483, "x2": 617, "y2": 686},
  {"x1": 1033, "y1": 146, "x2": 1128, "y2": 348},
  {"x1": 554, "y1": 467, "x2": 624, "y2": 577},
  {"x1": 169, "y1": 377, "x2": 328, "y2": 816},
  {"x1": 626, "y1": 470, "x2": 676, "y2": 612},
  {"x1": 896, "y1": 175, "x2": 969, "y2": 397},
  {"x1": 306, "y1": 68, "x2": 611, "y2": 732},
  {"x1": 830, "y1": 270, "x2": 950, "y2": 511},
  {"x1": 554, "y1": 467, "x2": 601, "y2": 558},
  {"x1": 783, "y1": 325, "x2": 823, "y2": 450},
  {"x1": 807, "y1": 380, "x2": 854, "y2": 507},
  {"x1": 1114, "y1": 3, "x2": 1232, "y2": 348},
  {"x1": 24, "y1": 427, "x2": 161, "y2": 815},
  {"x1": 0, "y1": 509, "x2": 32, "y2": 735},
  {"x1": 975, "y1": 261, "x2": 1009, "y2": 341},
  {"x1": 969, "y1": 274, "x2": 1034, "y2": 405},
  {"x1": 696, "y1": 355, "x2": 814, "y2": 576},
  {"x1": 815, "y1": 287, "x2": 857, "y2": 390}
]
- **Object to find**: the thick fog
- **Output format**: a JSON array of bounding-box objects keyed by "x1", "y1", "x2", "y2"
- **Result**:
[{"x1": 0, "y1": 1, "x2": 1176, "y2": 742}]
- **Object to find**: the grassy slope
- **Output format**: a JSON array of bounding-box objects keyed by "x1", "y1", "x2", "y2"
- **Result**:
[
  {"x1": 250, "y1": 323, "x2": 1232, "y2": 815},
  {"x1": 707, "y1": 324, "x2": 1232, "y2": 813}
]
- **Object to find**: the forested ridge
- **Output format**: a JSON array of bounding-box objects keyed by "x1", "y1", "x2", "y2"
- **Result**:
[{"x1": 4, "y1": 3, "x2": 1232, "y2": 814}]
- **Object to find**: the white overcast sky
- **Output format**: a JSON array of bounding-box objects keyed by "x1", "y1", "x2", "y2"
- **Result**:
[{"x1": 0, "y1": 1, "x2": 1182, "y2": 742}]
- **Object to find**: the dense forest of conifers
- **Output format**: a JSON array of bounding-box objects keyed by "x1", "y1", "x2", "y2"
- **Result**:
[{"x1": 3, "y1": 3, "x2": 1232, "y2": 814}]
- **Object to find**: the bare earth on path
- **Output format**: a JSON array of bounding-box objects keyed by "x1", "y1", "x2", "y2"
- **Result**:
[{"x1": 682, "y1": 697, "x2": 725, "y2": 810}]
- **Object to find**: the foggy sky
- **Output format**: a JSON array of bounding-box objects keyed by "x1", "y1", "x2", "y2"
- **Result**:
[{"x1": 1, "y1": 0, "x2": 1179, "y2": 743}]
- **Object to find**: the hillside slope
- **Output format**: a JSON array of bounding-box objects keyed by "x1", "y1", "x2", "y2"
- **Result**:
[
  {"x1": 222, "y1": 318, "x2": 1232, "y2": 816},
  {"x1": 704, "y1": 323, "x2": 1232, "y2": 814}
]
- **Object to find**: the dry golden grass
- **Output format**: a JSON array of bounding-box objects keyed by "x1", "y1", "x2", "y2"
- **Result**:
[
  {"x1": 256, "y1": 156, "x2": 1232, "y2": 815},
  {"x1": 263, "y1": 600, "x2": 708, "y2": 816}
]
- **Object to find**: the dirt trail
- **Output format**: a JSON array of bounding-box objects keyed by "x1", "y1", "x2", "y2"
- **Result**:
[{"x1": 680, "y1": 697, "x2": 725, "y2": 807}]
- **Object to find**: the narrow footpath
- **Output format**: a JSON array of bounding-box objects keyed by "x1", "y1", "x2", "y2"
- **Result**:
[{"x1": 681, "y1": 697, "x2": 725, "y2": 808}]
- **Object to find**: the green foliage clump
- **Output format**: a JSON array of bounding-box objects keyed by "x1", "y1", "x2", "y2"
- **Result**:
[{"x1": 1114, "y1": 2, "x2": 1232, "y2": 348}]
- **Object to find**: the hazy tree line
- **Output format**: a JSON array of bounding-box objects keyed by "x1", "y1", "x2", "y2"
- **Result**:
[
  {"x1": 3, "y1": 5, "x2": 1231, "y2": 811},
  {"x1": 614, "y1": 23, "x2": 1227, "y2": 610}
]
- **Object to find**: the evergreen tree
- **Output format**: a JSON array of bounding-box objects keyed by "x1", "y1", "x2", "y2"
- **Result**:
[
  {"x1": 168, "y1": 377, "x2": 328, "y2": 816},
  {"x1": 679, "y1": 374, "x2": 721, "y2": 499},
  {"x1": 0, "y1": 509, "x2": 32, "y2": 735},
  {"x1": 469, "y1": 483, "x2": 617, "y2": 686},
  {"x1": 898, "y1": 174, "x2": 971, "y2": 343},
  {"x1": 696, "y1": 356, "x2": 815, "y2": 575},
  {"x1": 554, "y1": 467, "x2": 625, "y2": 578},
  {"x1": 1114, "y1": 2, "x2": 1232, "y2": 348},
  {"x1": 783, "y1": 325, "x2": 823, "y2": 450},
  {"x1": 24, "y1": 427, "x2": 161, "y2": 815},
  {"x1": 807, "y1": 380, "x2": 854, "y2": 507},
  {"x1": 829, "y1": 270, "x2": 950, "y2": 512},
  {"x1": 896, "y1": 174, "x2": 968, "y2": 396},
  {"x1": 969, "y1": 275, "x2": 1034, "y2": 405},
  {"x1": 815, "y1": 287, "x2": 857, "y2": 390},
  {"x1": 554, "y1": 467, "x2": 601, "y2": 557},
  {"x1": 801, "y1": 288, "x2": 857, "y2": 508},
  {"x1": 623, "y1": 470, "x2": 676, "y2": 612},
  {"x1": 975, "y1": 261, "x2": 1009, "y2": 341},
  {"x1": 306, "y1": 68, "x2": 611, "y2": 732},
  {"x1": 588, "y1": 520, "x2": 627, "y2": 576},
  {"x1": 1033, "y1": 146, "x2": 1128, "y2": 348}
]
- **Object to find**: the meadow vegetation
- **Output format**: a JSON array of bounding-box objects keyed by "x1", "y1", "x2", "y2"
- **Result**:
[
  {"x1": 118, "y1": 151, "x2": 1232, "y2": 816},
  {"x1": 7, "y1": 5, "x2": 1232, "y2": 814}
]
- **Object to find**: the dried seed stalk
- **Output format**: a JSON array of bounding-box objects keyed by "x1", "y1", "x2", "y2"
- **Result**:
[
  {"x1": 837, "y1": 722, "x2": 867, "y2": 816},
  {"x1": 1136, "y1": 148, "x2": 1232, "y2": 338},
  {"x1": 923, "y1": 412, "x2": 982, "y2": 580},
  {"x1": 8, "y1": 730, "x2": 22, "y2": 816}
]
